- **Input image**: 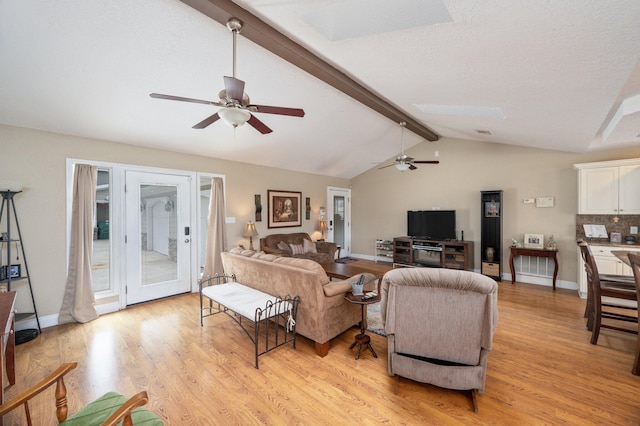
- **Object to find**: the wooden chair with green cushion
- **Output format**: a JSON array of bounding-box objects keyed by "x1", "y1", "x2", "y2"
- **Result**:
[{"x1": 0, "y1": 362, "x2": 163, "y2": 425}]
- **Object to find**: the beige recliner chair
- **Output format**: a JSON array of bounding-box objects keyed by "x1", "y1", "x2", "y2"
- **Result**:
[{"x1": 381, "y1": 267, "x2": 498, "y2": 413}]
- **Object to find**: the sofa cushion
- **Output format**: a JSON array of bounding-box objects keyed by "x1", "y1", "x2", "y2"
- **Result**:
[
  {"x1": 289, "y1": 243, "x2": 304, "y2": 255},
  {"x1": 303, "y1": 239, "x2": 317, "y2": 254},
  {"x1": 277, "y1": 241, "x2": 291, "y2": 253},
  {"x1": 229, "y1": 247, "x2": 256, "y2": 257},
  {"x1": 252, "y1": 252, "x2": 279, "y2": 261}
]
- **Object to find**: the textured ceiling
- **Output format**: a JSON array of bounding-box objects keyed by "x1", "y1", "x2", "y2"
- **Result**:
[{"x1": 1, "y1": 0, "x2": 640, "y2": 178}]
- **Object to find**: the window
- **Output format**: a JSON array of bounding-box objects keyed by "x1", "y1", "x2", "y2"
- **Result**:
[{"x1": 92, "y1": 168, "x2": 112, "y2": 293}]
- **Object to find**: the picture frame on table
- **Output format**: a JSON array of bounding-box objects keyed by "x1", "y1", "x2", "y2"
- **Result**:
[
  {"x1": 1, "y1": 264, "x2": 20, "y2": 279},
  {"x1": 268, "y1": 190, "x2": 302, "y2": 229},
  {"x1": 524, "y1": 233, "x2": 544, "y2": 249}
]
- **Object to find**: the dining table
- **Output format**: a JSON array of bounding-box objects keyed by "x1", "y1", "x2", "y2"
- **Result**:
[{"x1": 611, "y1": 250, "x2": 640, "y2": 267}]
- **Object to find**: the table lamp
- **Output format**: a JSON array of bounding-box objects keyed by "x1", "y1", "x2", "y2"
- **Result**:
[
  {"x1": 319, "y1": 219, "x2": 328, "y2": 240},
  {"x1": 243, "y1": 221, "x2": 259, "y2": 250}
]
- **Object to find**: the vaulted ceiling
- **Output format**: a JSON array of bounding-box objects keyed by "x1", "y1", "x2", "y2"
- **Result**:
[{"x1": 1, "y1": 0, "x2": 640, "y2": 178}]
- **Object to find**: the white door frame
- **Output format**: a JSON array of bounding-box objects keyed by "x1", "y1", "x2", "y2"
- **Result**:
[
  {"x1": 327, "y1": 186, "x2": 351, "y2": 257},
  {"x1": 124, "y1": 170, "x2": 192, "y2": 305},
  {"x1": 66, "y1": 160, "x2": 201, "y2": 313}
]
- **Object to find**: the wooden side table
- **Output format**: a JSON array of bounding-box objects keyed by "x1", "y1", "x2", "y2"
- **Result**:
[
  {"x1": 344, "y1": 277, "x2": 382, "y2": 360},
  {"x1": 0, "y1": 291, "x2": 16, "y2": 407},
  {"x1": 509, "y1": 246, "x2": 559, "y2": 290},
  {"x1": 344, "y1": 292, "x2": 379, "y2": 359}
]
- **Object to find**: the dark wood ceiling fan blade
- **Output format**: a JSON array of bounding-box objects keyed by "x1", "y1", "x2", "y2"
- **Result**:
[
  {"x1": 413, "y1": 160, "x2": 440, "y2": 164},
  {"x1": 192, "y1": 113, "x2": 220, "y2": 129},
  {"x1": 150, "y1": 93, "x2": 214, "y2": 105},
  {"x1": 224, "y1": 76, "x2": 245, "y2": 102},
  {"x1": 247, "y1": 114, "x2": 273, "y2": 134},
  {"x1": 409, "y1": 164, "x2": 417, "y2": 170},
  {"x1": 249, "y1": 104, "x2": 305, "y2": 117}
]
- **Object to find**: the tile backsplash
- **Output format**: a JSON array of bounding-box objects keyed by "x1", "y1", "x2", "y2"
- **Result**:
[{"x1": 576, "y1": 214, "x2": 640, "y2": 242}]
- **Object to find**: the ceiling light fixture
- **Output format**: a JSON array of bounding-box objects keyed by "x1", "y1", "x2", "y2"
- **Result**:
[
  {"x1": 395, "y1": 162, "x2": 410, "y2": 171},
  {"x1": 218, "y1": 107, "x2": 251, "y2": 128}
]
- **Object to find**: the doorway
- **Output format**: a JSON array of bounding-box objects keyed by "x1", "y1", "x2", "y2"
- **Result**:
[
  {"x1": 327, "y1": 187, "x2": 351, "y2": 258},
  {"x1": 124, "y1": 171, "x2": 191, "y2": 305}
]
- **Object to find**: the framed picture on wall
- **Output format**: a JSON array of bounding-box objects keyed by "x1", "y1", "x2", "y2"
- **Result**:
[{"x1": 268, "y1": 190, "x2": 302, "y2": 228}]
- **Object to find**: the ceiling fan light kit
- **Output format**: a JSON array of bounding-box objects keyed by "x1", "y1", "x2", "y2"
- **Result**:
[
  {"x1": 219, "y1": 107, "x2": 251, "y2": 127},
  {"x1": 149, "y1": 17, "x2": 304, "y2": 134},
  {"x1": 379, "y1": 121, "x2": 440, "y2": 171}
]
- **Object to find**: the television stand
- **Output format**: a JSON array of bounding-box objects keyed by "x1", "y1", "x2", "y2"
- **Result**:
[{"x1": 392, "y1": 237, "x2": 474, "y2": 271}]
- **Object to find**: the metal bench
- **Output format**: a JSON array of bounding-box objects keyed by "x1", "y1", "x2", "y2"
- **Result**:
[{"x1": 199, "y1": 273, "x2": 300, "y2": 368}]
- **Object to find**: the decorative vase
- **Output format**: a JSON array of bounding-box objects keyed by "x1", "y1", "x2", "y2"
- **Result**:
[
  {"x1": 351, "y1": 281, "x2": 364, "y2": 295},
  {"x1": 485, "y1": 247, "x2": 495, "y2": 262}
]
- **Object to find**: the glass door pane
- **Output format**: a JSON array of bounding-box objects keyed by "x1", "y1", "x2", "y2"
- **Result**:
[
  {"x1": 333, "y1": 196, "x2": 345, "y2": 247},
  {"x1": 92, "y1": 168, "x2": 111, "y2": 293},
  {"x1": 140, "y1": 184, "x2": 178, "y2": 285}
]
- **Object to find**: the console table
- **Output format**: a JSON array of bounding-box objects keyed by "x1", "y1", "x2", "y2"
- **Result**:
[
  {"x1": 0, "y1": 291, "x2": 16, "y2": 407},
  {"x1": 509, "y1": 247, "x2": 559, "y2": 290}
]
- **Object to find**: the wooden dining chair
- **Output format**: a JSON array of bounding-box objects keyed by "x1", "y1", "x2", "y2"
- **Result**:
[
  {"x1": 576, "y1": 239, "x2": 635, "y2": 326},
  {"x1": 625, "y1": 253, "x2": 640, "y2": 375},
  {"x1": 578, "y1": 241, "x2": 637, "y2": 344},
  {"x1": 0, "y1": 362, "x2": 163, "y2": 425}
]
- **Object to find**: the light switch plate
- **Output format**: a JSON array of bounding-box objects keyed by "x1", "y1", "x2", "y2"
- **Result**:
[
  {"x1": 631, "y1": 226, "x2": 638, "y2": 235},
  {"x1": 536, "y1": 196, "x2": 555, "y2": 208},
  {"x1": 523, "y1": 198, "x2": 535, "y2": 204}
]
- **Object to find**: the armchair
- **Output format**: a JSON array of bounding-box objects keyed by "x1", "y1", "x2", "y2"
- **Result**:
[
  {"x1": 381, "y1": 267, "x2": 498, "y2": 413},
  {"x1": 0, "y1": 362, "x2": 163, "y2": 425}
]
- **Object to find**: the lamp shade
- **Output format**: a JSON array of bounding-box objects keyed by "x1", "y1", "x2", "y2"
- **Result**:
[
  {"x1": 219, "y1": 107, "x2": 251, "y2": 127},
  {"x1": 319, "y1": 220, "x2": 328, "y2": 231},
  {"x1": 243, "y1": 221, "x2": 259, "y2": 238},
  {"x1": 395, "y1": 162, "x2": 410, "y2": 171}
]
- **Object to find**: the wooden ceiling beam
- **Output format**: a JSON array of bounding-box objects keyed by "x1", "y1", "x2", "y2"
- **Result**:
[{"x1": 179, "y1": 0, "x2": 439, "y2": 141}]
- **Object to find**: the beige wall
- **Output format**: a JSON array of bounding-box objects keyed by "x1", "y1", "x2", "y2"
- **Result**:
[
  {"x1": 351, "y1": 137, "x2": 640, "y2": 288},
  {"x1": 0, "y1": 125, "x2": 348, "y2": 319},
  {"x1": 4, "y1": 122, "x2": 640, "y2": 322}
]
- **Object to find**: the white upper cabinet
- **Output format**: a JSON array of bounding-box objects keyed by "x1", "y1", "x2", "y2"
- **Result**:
[
  {"x1": 575, "y1": 159, "x2": 640, "y2": 215},
  {"x1": 618, "y1": 164, "x2": 640, "y2": 213}
]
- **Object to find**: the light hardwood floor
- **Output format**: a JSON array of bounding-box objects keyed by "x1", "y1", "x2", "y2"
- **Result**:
[{"x1": 3, "y1": 272, "x2": 640, "y2": 425}]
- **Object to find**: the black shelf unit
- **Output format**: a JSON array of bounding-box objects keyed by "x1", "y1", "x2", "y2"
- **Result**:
[
  {"x1": 481, "y1": 190, "x2": 503, "y2": 281},
  {"x1": 0, "y1": 190, "x2": 41, "y2": 338}
]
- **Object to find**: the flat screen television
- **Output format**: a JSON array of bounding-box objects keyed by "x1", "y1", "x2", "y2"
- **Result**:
[{"x1": 407, "y1": 210, "x2": 456, "y2": 240}]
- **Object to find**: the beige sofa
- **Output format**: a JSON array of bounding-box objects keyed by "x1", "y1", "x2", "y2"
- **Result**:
[
  {"x1": 259, "y1": 232, "x2": 337, "y2": 264},
  {"x1": 221, "y1": 247, "x2": 377, "y2": 356}
]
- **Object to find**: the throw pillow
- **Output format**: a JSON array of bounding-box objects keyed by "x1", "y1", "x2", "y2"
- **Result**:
[
  {"x1": 289, "y1": 243, "x2": 305, "y2": 255},
  {"x1": 277, "y1": 241, "x2": 291, "y2": 253},
  {"x1": 303, "y1": 238, "x2": 317, "y2": 254}
]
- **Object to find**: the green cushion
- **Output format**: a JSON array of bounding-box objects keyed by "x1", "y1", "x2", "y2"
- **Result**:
[{"x1": 59, "y1": 391, "x2": 163, "y2": 426}]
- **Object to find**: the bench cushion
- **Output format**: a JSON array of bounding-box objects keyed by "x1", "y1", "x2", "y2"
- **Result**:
[{"x1": 202, "y1": 282, "x2": 291, "y2": 319}]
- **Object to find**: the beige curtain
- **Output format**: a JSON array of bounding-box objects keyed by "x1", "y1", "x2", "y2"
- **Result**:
[
  {"x1": 203, "y1": 177, "x2": 228, "y2": 278},
  {"x1": 59, "y1": 164, "x2": 99, "y2": 324}
]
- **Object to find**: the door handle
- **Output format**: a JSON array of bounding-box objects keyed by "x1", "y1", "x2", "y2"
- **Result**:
[{"x1": 184, "y1": 238, "x2": 190, "y2": 243}]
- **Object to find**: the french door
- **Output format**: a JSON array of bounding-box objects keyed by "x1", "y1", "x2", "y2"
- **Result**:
[
  {"x1": 327, "y1": 187, "x2": 351, "y2": 257},
  {"x1": 125, "y1": 171, "x2": 191, "y2": 304}
]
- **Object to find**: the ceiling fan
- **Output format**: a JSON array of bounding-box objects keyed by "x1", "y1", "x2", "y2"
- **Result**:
[
  {"x1": 149, "y1": 18, "x2": 304, "y2": 134},
  {"x1": 378, "y1": 122, "x2": 440, "y2": 171}
]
